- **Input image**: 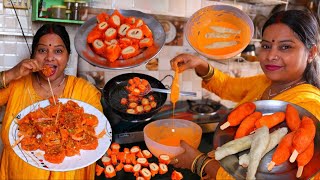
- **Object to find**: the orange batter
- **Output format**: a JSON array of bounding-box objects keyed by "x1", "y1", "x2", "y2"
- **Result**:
[
  {"x1": 188, "y1": 9, "x2": 251, "y2": 58},
  {"x1": 145, "y1": 124, "x2": 200, "y2": 148}
]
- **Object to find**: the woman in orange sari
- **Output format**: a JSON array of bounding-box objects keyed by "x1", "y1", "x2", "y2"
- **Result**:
[
  {"x1": 170, "y1": 10, "x2": 320, "y2": 179},
  {"x1": 0, "y1": 24, "x2": 102, "y2": 179}
]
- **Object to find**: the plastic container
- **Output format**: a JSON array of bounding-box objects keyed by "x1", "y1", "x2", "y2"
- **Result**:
[
  {"x1": 49, "y1": 5, "x2": 67, "y2": 19},
  {"x1": 78, "y1": 1, "x2": 89, "y2": 21},
  {"x1": 66, "y1": 10, "x2": 71, "y2": 20},
  {"x1": 70, "y1": 2, "x2": 79, "y2": 20},
  {"x1": 64, "y1": 0, "x2": 75, "y2": 10},
  {"x1": 143, "y1": 119, "x2": 202, "y2": 158}
]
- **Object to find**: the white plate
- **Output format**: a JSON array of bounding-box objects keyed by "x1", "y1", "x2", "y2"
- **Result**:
[{"x1": 9, "y1": 98, "x2": 112, "y2": 172}]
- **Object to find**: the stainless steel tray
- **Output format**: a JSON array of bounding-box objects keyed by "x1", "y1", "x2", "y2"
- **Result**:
[
  {"x1": 213, "y1": 100, "x2": 320, "y2": 180},
  {"x1": 74, "y1": 9, "x2": 165, "y2": 70}
]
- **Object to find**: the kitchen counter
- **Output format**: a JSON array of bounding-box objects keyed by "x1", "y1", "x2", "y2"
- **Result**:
[{"x1": 95, "y1": 132, "x2": 215, "y2": 180}]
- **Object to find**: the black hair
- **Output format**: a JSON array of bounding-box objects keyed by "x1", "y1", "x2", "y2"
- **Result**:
[
  {"x1": 262, "y1": 10, "x2": 320, "y2": 88},
  {"x1": 31, "y1": 24, "x2": 71, "y2": 58}
]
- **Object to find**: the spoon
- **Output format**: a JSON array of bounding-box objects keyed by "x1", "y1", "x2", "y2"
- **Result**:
[{"x1": 140, "y1": 84, "x2": 197, "y2": 97}]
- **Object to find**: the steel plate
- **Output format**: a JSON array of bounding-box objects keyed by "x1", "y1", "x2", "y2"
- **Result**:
[
  {"x1": 213, "y1": 100, "x2": 320, "y2": 180},
  {"x1": 74, "y1": 9, "x2": 165, "y2": 70}
]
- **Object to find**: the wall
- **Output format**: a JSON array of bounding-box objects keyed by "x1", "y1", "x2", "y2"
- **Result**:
[{"x1": 0, "y1": 0, "x2": 271, "y2": 110}]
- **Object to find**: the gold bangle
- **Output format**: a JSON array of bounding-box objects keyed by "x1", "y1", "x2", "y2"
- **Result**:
[
  {"x1": 200, "y1": 158, "x2": 214, "y2": 179},
  {"x1": 191, "y1": 153, "x2": 205, "y2": 173},
  {"x1": 0, "y1": 71, "x2": 4, "y2": 89},
  {"x1": 196, "y1": 155, "x2": 210, "y2": 176},
  {"x1": 3, "y1": 71, "x2": 7, "y2": 88},
  {"x1": 203, "y1": 65, "x2": 214, "y2": 81},
  {"x1": 196, "y1": 64, "x2": 214, "y2": 81}
]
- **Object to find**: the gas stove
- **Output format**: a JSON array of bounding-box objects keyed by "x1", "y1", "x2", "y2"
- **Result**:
[{"x1": 102, "y1": 98, "x2": 229, "y2": 144}]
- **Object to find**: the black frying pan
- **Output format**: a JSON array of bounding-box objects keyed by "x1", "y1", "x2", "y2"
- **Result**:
[{"x1": 103, "y1": 73, "x2": 167, "y2": 122}]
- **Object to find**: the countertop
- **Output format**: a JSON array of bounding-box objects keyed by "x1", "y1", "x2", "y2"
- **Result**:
[{"x1": 95, "y1": 133, "x2": 215, "y2": 180}]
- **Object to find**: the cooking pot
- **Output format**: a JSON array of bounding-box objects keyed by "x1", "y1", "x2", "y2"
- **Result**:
[{"x1": 103, "y1": 73, "x2": 168, "y2": 122}]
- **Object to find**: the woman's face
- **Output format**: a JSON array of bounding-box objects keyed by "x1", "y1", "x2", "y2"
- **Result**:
[
  {"x1": 258, "y1": 23, "x2": 309, "y2": 83},
  {"x1": 33, "y1": 33, "x2": 69, "y2": 80}
]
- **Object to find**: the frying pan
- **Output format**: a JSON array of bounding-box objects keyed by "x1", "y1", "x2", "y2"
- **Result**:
[{"x1": 103, "y1": 73, "x2": 167, "y2": 122}]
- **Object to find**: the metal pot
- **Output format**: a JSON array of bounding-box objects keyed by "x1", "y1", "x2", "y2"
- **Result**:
[{"x1": 103, "y1": 73, "x2": 168, "y2": 122}]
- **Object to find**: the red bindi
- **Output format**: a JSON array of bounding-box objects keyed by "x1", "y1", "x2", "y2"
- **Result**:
[{"x1": 49, "y1": 44, "x2": 51, "y2": 46}]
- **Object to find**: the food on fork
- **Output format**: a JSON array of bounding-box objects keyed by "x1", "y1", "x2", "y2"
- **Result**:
[
  {"x1": 255, "y1": 112, "x2": 286, "y2": 129},
  {"x1": 290, "y1": 116, "x2": 316, "y2": 163},
  {"x1": 220, "y1": 102, "x2": 256, "y2": 130},
  {"x1": 267, "y1": 131, "x2": 295, "y2": 171},
  {"x1": 42, "y1": 64, "x2": 54, "y2": 77},
  {"x1": 247, "y1": 126, "x2": 269, "y2": 180},
  {"x1": 239, "y1": 127, "x2": 288, "y2": 167},
  {"x1": 285, "y1": 104, "x2": 301, "y2": 131},
  {"x1": 234, "y1": 111, "x2": 262, "y2": 139},
  {"x1": 215, "y1": 134, "x2": 254, "y2": 160},
  {"x1": 296, "y1": 142, "x2": 314, "y2": 178}
]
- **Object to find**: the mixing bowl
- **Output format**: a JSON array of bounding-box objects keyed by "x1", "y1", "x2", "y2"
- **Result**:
[
  {"x1": 143, "y1": 119, "x2": 202, "y2": 158},
  {"x1": 185, "y1": 5, "x2": 254, "y2": 60}
]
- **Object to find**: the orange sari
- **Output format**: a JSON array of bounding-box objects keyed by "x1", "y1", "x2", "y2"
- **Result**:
[{"x1": 0, "y1": 74, "x2": 102, "y2": 180}]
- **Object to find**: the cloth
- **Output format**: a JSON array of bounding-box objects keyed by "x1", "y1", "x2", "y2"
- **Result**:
[
  {"x1": 0, "y1": 74, "x2": 102, "y2": 180},
  {"x1": 203, "y1": 68, "x2": 320, "y2": 179}
]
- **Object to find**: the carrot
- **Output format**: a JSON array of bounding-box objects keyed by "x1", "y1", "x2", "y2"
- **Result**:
[
  {"x1": 142, "y1": 150, "x2": 152, "y2": 159},
  {"x1": 136, "y1": 150, "x2": 144, "y2": 158},
  {"x1": 296, "y1": 142, "x2": 314, "y2": 178},
  {"x1": 111, "y1": 154, "x2": 118, "y2": 165},
  {"x1": 96, "y1": 12, "x2": 109, "y2": 23},
  {"x1": 127, "y1": 28, "x2": 144, "y2": 40},
  {"x1": 234, "y1": 111, "x2": 262, "y2": 139},
  {"x1": 149, "y1": 163, "x2": 159, "y2": 177},
  {"x1": 139, "y1": 37, "x2": 153, "y2": 48},
  {"x1": 171, "y1": 170, "x2": 183, "y2": 180},
  {"x1": 141, "y1": 25, "x2": 152, "y2": 38},
  {"x1": 137, "y1": 157, "x2": 149, "y2": 167},
  {"x1": 95, "y1": 164, "x2": 104, "y2": 176},
  {"x1": 140, "y1": 168, "x2": 152, "y2": 180},
  {"x1": 130, "y1": 146, "x2": 140, "y2": 154},
  {"x1": 255, "y1": 112, "x2": 285, "y2": 129},
  {"x1": 267, "y1": 131, "x2": 295, "y2": 171},
  {"x1": 87, "y1": 27, "x2": 103, "y2": 43},
  {"x1": 105, "y1": 44, "x2": 121, "y2": 62},
  {"x1": 158, "y1": 163, "x2": 168, "y2": 174},
  {"x1": 220, "y1": 102, "x2": 256, "y2": 130},
  {"x1": 133, "y1": 163, "x2": 141, "y2": 177},
  {"x1": 105, "y1": 165, "x2": 116, "y2": 178},
  {"x1": 285, "y1": 104, "x2": 301, "y2": 131},
  {"x1": 158, "y1": 154, "x2": 170, "y2": 165},
  {"x1": 290, "y1": 116, "x2": 316, "y2": 163},
  {"x1": 123, "y1": 164, "x2": 133, "y2": 172},
  {"x1": 101, "y1": 156, "x2": 111, "y2": 166},
  {"x1": 115, "y1": 162, "x2": 124, "y2": 172}
]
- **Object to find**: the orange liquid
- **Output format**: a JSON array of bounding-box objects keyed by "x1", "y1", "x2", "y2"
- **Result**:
[
  {"x1": 188, "y1": 9, "x2": 251, "y2": 57},
  {"x1": 145, "y1": 124, "x2": 199, "y2": 147},
  {"x1": 170, "y1": 68, "x2": 180, "y2": 117}
]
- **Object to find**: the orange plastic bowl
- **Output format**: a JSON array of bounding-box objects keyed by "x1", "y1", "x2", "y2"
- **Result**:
[
  {"x1": 185, "y1": 5, "x2": 254, "y2": 60},
  {"x1": 143, "y1": 119, "x2": 202, "y2": 158}
]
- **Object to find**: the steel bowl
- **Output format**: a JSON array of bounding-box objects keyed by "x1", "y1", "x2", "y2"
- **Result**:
[
  {"x1": 213, "y1": 100, "x2": 320, "y2": 180},
  {"x1": 185, "y1": 5, "x2": 254, "y2": 60},
  {"x1": 74, "y1": 9, "x2": 165, "y2": 69}
]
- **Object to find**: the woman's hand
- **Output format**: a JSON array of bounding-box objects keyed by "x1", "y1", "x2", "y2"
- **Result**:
[
  {"x1": 170, "y1": 53, "x2": 210, "y2": 76},
  {"x1": 6, "y1": 59, "x2": 42, "y2": 82},
  {"x1": 171, "y1": 140, "x2": 202, "y2": 169}
]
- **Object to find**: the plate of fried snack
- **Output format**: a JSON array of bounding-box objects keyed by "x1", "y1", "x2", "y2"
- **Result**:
[
  {"x1": 213, "y1": 100, "x2": 319, "y2": 180},
  {"x1": 75, "y1": 9, "x2": 165, "y2": 70},
  {"x1": 9, "y1": 98, "x2": 112, "y2": 171}
]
